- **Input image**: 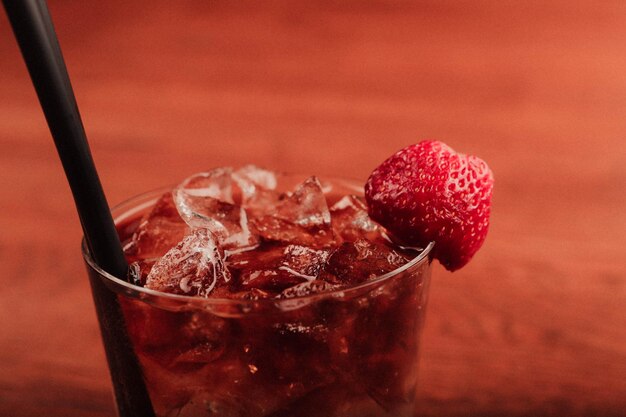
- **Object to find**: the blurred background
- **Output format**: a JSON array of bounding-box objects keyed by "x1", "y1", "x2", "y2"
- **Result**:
[{"x1": 0, "y1": 1, "x2": 625, "y2": 416}]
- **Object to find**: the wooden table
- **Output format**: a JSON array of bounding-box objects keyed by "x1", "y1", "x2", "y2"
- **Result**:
[{"x1": 1, "y1": 1, "x2": 625, "y2": 416}]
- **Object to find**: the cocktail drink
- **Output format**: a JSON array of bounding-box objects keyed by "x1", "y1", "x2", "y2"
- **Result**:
[
  {"x1": 85, "y1": 167, "x2": 433, "y2": 417},
  {"x1": 84, "y1": 141, "x2": 493, "y2": 417},
  {"x1": 1, "y1": 4, "x2": 492, "y2": 415}
]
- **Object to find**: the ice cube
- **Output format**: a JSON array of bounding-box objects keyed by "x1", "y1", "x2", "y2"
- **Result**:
[
  {"x1": 133, "y1": 311, "x2": 229, "y2": 374},
  {"x1": 145, "y1": 228, "x2": 231, "y2": 297},
  {"x1": 233, "y1": 165, "x2": 278, "y2": 198},
  {"x1": 250, "y1": 216, "x2": 316, "y2": 247},
  {"x1": 227, "y1": 244, "x2": 329, "y2": 292},
  {"x1": 279, "y1": 245, "x2": 329, "y2": 279},
  {"x1": 120, "y1": 298, "x2": 186, "y2": 351},
  {"x1": 232, "y1": 165, "x2": 280, "y2": 216},
  {"x1": 175, "y1": 167, "x2": 234, "y2": 204},
  {"x1": 278, "y1": 280, "x2": 342, "y2": 299},
  {"x1": 123, "y1": 193, "x2": 187, "y2": 261},
  {"x1": 227, "y1": 245, "x2": 296, "y2": 292},
  {"x1": 238, "y1": 269, "x2": 304, "y2": 293},
  {"x1": 172, "y1": 313, "x2": 229, "y2": 366},
  {"x1": 226, "y1": 243, "x2": 286, "y2": 271},
  {"x1": 276, "y1": 176, "x2": 331, "y2": 228},
  {"x1": 174, "y1": 169, "x2": 258, "y2": 250},
  {"x1": 330, "y1": 195, "x2": 383, "y2": 242},
  {"x1": 320, "y1": 238, "x2": 409, "y2": 285},
  {"x1": 230, "y1": 288, "x2": 272, "y2": 300},
  {"x1": 273, "y1": 321, "x2": 330, "y2": 344},
  {"x1": 251, "y1": 177, "x2": 335, "y2": 247}
]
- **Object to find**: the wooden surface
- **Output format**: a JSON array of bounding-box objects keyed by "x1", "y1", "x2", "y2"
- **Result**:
[{"x1": 1, "y1": 1, "x2": 625, "y2": 416}]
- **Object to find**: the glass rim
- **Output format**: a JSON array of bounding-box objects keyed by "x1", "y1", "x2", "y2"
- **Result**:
[{"x1": 82, "y1": 182, "x2": 435, "y2": 308}]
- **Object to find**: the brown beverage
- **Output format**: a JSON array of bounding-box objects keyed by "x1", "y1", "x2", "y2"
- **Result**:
[{"x1": 84, "y1": 166, "x2": 433, "y2": 417}]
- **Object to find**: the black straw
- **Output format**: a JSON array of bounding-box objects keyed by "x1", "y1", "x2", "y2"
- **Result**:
[{"x1": 2, "y1": 1, "x2": 155, "y2": 416}]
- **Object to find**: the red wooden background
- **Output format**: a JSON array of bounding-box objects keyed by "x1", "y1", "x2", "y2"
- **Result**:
[{"x1": 1, "y1": 1, "x2": 625, "y2": 416}]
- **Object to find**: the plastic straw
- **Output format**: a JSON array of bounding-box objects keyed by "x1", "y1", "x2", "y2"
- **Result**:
[{"x1": 2, "y1": 1, "x2": 155, "y2": 415}]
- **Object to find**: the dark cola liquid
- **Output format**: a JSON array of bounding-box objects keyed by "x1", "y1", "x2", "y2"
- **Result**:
[{"x1": 112, "y1": 170, "x2": 432, "y2": 417}]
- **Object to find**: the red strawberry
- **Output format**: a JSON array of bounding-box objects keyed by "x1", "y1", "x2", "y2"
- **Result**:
[{"x1": 365, "y1": 140, "x2": 493, "y2": 271}]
